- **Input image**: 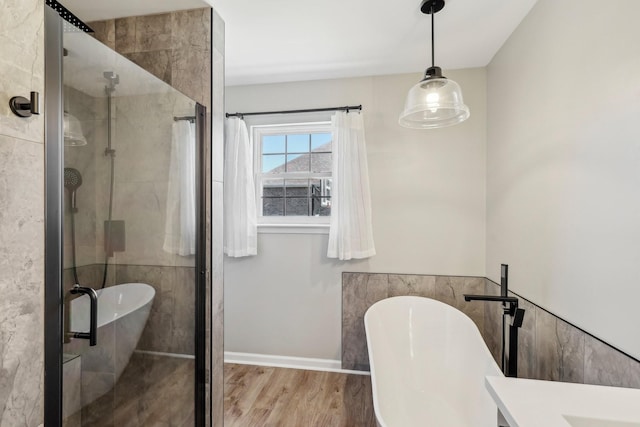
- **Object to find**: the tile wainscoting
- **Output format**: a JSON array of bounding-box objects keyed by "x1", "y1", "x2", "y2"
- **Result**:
[
  {"x1": 64, "y1": 263, "x2": 195, "y2": 355},
  {"x1": 342, "y1": 274, "x2": 486, "y2": 371},
  {"x1": 342, "y1": 272, "x2": 640, "y2": 389}
]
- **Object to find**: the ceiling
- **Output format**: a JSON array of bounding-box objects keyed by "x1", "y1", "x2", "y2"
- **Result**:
[
  {"x1": 62, "y1": 0, "x2": 538, "y2": 87},
  {"x1": 212, "y1": 0, "x2": 538, "y2": 86}
]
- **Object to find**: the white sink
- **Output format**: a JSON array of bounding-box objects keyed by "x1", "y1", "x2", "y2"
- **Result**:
[
  {"x1": 564, "y1": 415, "x2": 640, "y2": 427},
  {"x1": 486, "y1": 377, "x2": 640, "y2": 427}
]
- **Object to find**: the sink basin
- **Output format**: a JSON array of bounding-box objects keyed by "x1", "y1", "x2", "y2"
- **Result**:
[
  {"x1": 564, "y1": 415, "x2": 640, "y2": 427},
  {"x1": 486, "y1": 377, "x2": 640, "y2": 427}
]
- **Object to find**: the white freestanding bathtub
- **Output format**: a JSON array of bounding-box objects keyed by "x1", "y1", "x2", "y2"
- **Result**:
[
  {"x1": 364, "y1": 296, "x2": 503, "y2": 427},
  {"x1": 66, "y1": 282, "x2": 155, "y2": 405}
]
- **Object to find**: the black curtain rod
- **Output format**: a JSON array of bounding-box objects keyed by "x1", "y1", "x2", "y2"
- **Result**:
[
  {"x1": 174, "y1": 116, "x2": 196, "y2": 122},
  {"x1": 225, "y1": 105, "x2": 362, "y2": 119}
]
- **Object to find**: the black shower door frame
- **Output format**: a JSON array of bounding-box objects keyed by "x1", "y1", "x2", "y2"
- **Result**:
[{"x1": 43, "y1": 4, "x2": 209, "y2": 426}]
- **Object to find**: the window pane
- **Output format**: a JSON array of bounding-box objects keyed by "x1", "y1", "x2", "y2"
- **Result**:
[
  {"x1": 310, "y1": 178, "x2": 330, "y2": 216},
  {"x1": 263, "y1": 135, "x2": 285, "y2": 154},
  {"x1": 285, "y1": 179, "x2": 308, "y2": 198},
  {"x1": 263, "y1": 179, "x2": 284, "y2": 216},
  {"x1": 311, "y1": 153, "x2": 332, "y2": 173},
  {"x1": 263, "y1": 178, "x2": 284, "y2": 197},
  {"x1": 311, "y1": 133, "x2": 332, "y2": 151},
  {"x1": 310, "y1": 178, "x2": 322, "y2": 197},
  {"x1": 263, "y1": 197, "x2": 284, "y2": 216},
  {"x1": 321, "y1": 178, "x2": 332, "y2": 199},
  {"x1": 287, "y1": 134, "x2": 310, "y2": 153},
  {"x1": 285, "y1": 197, "x2": 309, "y2": 216},
  {"x1": 256, "y1": 124, "x2": 333, "y2": 219},
  {"x1": 312, "y1": 198, "x2": 331, "y2": 216},
  {"x1": 262, "y1": 154, "x2": 286, "y2": 173},
  {"x1": 286, "y1": 153, "x2": 309, "y2": 172}
]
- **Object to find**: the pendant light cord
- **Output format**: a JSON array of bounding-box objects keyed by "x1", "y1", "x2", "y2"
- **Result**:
[{"x1": 431, "y1": 5, "x2": 435, "y2": 68}]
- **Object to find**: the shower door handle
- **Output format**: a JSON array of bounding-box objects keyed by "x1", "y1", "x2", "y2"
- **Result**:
[{"x1": 66, "y1": 285, "x2": 98, "y2": 346}]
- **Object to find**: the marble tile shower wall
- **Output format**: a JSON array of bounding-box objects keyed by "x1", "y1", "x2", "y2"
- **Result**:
[
  {"x1": 342, "y1": 273, "x2": 640, "y2": 389},
  {"x1": 112, "y1": 92, "x2": 195, "y2": 268},
  {"x1": 0, "y1": 0, "x2": 45, "y2": 426},
  {"x1": 63, "y1": 85, "x2": 103, "y2": 269},
  {"x1": 62, "y1": 88, "x2": 197, "y2": 355},
  {"x1": 90, "y1": 9, "x2": 212, "y2": 109}
]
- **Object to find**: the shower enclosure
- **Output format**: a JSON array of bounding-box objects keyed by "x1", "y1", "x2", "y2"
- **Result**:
[{"x1": 44, "y1": 4, "x2": 207, "y2": 426}]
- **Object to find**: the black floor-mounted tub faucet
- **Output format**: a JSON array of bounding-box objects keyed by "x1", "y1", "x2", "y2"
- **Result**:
[{"x1": 464, "y1": 264, "x2": 525, "y2": 377}]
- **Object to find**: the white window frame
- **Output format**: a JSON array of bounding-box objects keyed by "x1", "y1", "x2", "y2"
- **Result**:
[{"x1": 252, "y1": 122, "x2": 332, "y2": 229}]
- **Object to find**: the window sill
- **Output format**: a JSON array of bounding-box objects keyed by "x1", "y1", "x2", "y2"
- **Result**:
[{"x1": 257, "y1": 223, "x2": 330, "y2": 235}]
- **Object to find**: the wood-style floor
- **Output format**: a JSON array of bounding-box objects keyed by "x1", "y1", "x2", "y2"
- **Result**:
[
  {"x1": 77, "y1": 353, "x2": 194, "y2": 427},
  {"x1": 224, "y1": 364, "x2": 377, "y2": 427}
]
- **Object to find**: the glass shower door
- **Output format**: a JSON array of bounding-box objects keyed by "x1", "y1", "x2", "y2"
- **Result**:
[{"x1": 47, "y1": 7, "x2": 206, "y2": 426}]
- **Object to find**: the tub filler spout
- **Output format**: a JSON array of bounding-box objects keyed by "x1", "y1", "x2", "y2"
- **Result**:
[{"x1": 463, "y1": 293, "x2": 525, "y2": 377}]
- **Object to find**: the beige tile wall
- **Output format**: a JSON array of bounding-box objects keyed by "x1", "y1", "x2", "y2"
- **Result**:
[
  {"x1": 0, "y1": 0, "x2": 45, "y2": 425},
  {"x1": 90, "y1": 9, "x2": 211, "y2": 109}
]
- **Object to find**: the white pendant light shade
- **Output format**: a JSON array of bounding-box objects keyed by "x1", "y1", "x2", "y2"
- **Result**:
[
  {"x1": 399, "y1": 76, "x2": 470, "y2": 129},
  {"x1": 64, "y1": 112, "x2": 88, "y2": 146}
]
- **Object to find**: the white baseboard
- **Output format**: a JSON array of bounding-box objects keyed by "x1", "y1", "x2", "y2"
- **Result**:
[
  {"x1": 224, "y1": 351, "x2": 370, "y2": 376},
  {"x1": 135, "y1": 350, "x2": 195, "y2": 360}
]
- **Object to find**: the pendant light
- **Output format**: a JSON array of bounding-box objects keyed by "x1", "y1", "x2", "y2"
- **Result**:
[
  {"x1": 399, "y1": 0, "x2": 470, "y2": 129},
  {"x1": 64, "y1": 112, "x2": 88, "y2": 146}
]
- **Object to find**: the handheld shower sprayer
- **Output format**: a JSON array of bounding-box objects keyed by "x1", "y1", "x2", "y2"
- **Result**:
[
  {"x1": 64, "y1": 167, "x2": 83, "y2": 286},
  {"x1": 64, "y1": 167, "x2": 83, "y2": 212}
]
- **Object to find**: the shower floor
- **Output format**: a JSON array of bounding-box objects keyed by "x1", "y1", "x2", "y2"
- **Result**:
[
  {"x1": 73, "y1": 353, "x2": 194, "y2": 427},
  {"x1": 224, "y1": 363, "x2": 377, "y2": 427}
]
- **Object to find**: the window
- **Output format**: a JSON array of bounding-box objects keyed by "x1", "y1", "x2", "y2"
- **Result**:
[{"x1": 253, "y1": 123, "x2": 332, "y2": 225}]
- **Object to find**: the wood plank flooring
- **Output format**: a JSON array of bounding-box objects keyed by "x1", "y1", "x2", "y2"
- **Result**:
[
  {"x1": 224, "y1": 364, "x2": 377, "y2": 427},
  {"x1": 77, "y1": 353, "x2": 194, "y2": 427}
]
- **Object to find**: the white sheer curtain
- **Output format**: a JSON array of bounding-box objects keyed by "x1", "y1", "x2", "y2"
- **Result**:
[
  {"x1": 327, "y1": 111, "x2": 376, "y2": 260},
  {"x1": 163, "y1": 120, "x2": 196, "y2": 256},
  {"x1": 224, "y1": 117, "x2": 258, "y2": 257}
]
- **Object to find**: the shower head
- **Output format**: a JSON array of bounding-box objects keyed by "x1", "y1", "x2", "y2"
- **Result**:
[
  {"x1": 103, "y1": 71, "x2": 120, "y2": 94},
  {"x1": 64, "y1": 167, "x2": 82, "y2": 190},
  {"x1": 64, "y1": 168, "x2": 83, "y2": 212}
]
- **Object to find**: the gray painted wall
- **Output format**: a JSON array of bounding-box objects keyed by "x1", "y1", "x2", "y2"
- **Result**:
[
  {"x1": 486, "y1": 0, "x2": 640, "y2": 360},
  {"x1": 225, "y1": 69, "x2": 487, "y2": 360}
]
